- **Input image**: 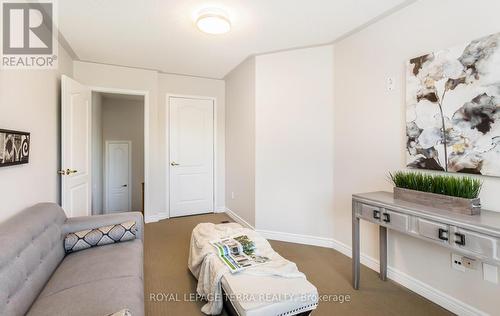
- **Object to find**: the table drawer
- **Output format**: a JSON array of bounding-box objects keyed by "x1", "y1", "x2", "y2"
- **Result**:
[
  {"x1": 359, "y1": 204, "x2": 381, "y2": 222},
  {"x1": 417, "y1": 218, "x2": 450, "y2": 244},
  {"x1": 453, "y1": 228, "x2": 499, "y2": 259},
  {"x1": 380, "y1": 209, "x2": 409, "y2": 232}
]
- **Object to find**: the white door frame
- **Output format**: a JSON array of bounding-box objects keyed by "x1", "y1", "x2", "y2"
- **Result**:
[
  {"x1": 104, "y1": 140, "x2": 132, "y2": 213},
  {"x1": 90, "y1": 86, "x2": 149, "y2": 216},
  {"x1": 166, "y1": 94, "x2": 217, "y2": 218}
]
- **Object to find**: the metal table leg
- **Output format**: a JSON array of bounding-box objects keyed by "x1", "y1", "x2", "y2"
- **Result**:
[
  {"x1": 379, "y1": 225, "x2": 387, "y2": 281},
  {"x1": 352, "y1": 202, "x2": 360, "y2": 289}
]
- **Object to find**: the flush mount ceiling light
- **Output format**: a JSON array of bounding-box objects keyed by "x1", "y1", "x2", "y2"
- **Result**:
[{"x1": 195, "y1": 8, "x2": 231, "y2": 35}]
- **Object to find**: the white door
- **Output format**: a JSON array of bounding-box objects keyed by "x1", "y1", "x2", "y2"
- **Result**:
[
  {"x1": 61, "y1": 75, "x2": 92, "y2": 217},
  {"x1": 105, "y1": 141, "x2": 131, "y2": 213},
  {"x1": 169, "y1": 97, "x2": 214, "y2": 217}
]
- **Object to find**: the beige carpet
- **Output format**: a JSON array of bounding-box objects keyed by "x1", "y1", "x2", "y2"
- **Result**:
[{"x1": 144, "y1": 213, "x2": 452, "y2": 316}]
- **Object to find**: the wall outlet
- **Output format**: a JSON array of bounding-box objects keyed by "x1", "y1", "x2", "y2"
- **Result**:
[
  {"x1": 386, "y1": 76, "x2": 396, "y2": 91},
  {"x1": 483, "y1": 263, "x2": 498, "y2": 284},
  {"x1": 462, "y1": 256, "x2": 477, "y2": 270},
  {"x1": 452, "y1": 253, "x2": 466, "y2": 272}
]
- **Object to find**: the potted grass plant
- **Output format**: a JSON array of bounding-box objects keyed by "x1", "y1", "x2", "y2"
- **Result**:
[{"x1": 389, "y1": 171, "x2": 483, "y2": 215}]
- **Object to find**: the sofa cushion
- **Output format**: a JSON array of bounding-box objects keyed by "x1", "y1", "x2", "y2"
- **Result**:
[
  {"x1": 27, "y1": 239, "x2": 144, "y2": 316},
  {"x1": 26, "y1": 275, "x2": 143, "y2": 316},
  {"x1": 40, "y1": 239, "x2": 142, "y2": 297},
  {"x1": 64, "y1": 221, "x2": 137, "y2": 253}
]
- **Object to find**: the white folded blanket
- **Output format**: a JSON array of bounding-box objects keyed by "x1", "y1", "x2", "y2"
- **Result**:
[{"x1": 188, "y1": 223, "x2": 306, "y2": 315}]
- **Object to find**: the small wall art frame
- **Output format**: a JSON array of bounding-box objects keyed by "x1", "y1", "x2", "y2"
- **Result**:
[{"x1": 0, "y1": 129, "x2": 30, "y2": 167}]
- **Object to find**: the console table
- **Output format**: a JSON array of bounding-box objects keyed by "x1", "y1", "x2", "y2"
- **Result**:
[{"x1": 352, "y1": 191, "x2": 500, "y2": 289}]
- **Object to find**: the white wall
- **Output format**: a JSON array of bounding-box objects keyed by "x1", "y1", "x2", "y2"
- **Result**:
[
  {"x1": 254, "y1": 46, "x2": 335, "y2": 238},
  {"x1": 334, "y1": 0, "x2": 500, "y2": 314},
  {"x1": 102, "y1": 97, "x2": 144, "y2": 211},
  {"x1": 91, "y1": 92, "x2": 103, "y2": 214},
  {"x1": 0, "y1": 44, "x2": 73, "y2": 222},
  {"x1": 74, "y1": 61, "x2": 225, "y2": 221},
  {"x1": 225, "y1": 57, "x2": 256, "y2": 227}
]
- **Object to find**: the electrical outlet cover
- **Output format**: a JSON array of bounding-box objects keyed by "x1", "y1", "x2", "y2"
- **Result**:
[
  {"x1": 452, "y1": 253, "x2": 465, "y2": 272},
  {"x1": 462, "y1": 256, "x2": 477, "y2": 270},
  {"x1": 386, "y1": 77, "x2": 395, "y2": 91}
]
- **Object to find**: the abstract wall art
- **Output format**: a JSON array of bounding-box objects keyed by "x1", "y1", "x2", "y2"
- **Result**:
[
  {"x1": 406, "y1": 32, "x2": 500, "y2": 177},
  {"x1": 0, "y1": 129, "x2": 30, "y2": 167}
]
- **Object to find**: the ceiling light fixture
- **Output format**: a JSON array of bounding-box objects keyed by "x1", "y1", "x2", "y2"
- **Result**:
[{"x1": 196, "y1": 8, "x2": 231, "y2": 35}]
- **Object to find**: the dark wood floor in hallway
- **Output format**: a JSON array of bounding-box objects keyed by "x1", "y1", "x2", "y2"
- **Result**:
[{"x1": 144, "y1": 213, "x2": 452, "y2": 316}]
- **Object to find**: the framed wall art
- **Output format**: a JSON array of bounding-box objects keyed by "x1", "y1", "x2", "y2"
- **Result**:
[
  {"x1": 0, "y1": 129, "x2": 30, "y2": 167},
  {"x1": 406, "y1": 32, "x2": 500, "y2": 177}
]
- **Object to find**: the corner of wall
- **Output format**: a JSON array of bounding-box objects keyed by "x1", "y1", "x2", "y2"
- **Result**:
[{"x1": 224, "y1": 56, "x2": 257, "y2": 228}]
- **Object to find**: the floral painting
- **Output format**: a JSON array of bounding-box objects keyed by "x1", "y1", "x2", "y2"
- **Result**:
[{"x1": 406, "y1": 32, "x2": 500, "y2": 176}]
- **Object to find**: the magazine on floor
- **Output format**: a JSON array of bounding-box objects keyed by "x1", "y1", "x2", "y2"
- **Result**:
[{"x1": 210, "y1": 235, "x2": 270, "y2": 273}]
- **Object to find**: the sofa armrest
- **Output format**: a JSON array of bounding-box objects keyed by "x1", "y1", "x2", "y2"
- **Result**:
[{"x1": 63, "y1": 212, "x2": 144, "y2": 241}]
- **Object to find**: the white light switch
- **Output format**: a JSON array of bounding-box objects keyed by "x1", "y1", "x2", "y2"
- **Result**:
[
  {"x1": 483, "y1": 263, "x2": 498, "y2": 284},
  {"x1": 231, "y1": 192, "x2": 235, "y2": 200}
]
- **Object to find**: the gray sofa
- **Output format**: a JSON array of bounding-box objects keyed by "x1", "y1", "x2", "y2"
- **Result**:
[{"x1": 0, "y1": 203, "x2": 144, "y2": 316}]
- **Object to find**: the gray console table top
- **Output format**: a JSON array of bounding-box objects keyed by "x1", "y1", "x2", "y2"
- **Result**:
[{"x1": 353, "y1": 191, "x2": 500, "y2": 237}]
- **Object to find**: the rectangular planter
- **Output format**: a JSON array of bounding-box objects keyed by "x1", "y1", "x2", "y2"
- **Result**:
[{"x1": 393, "y1": 187, "x2": 481, "y2": 216}]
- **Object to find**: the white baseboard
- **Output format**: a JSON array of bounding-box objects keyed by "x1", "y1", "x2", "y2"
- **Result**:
[
  {"x1": 224, "y1": 208, "x2": 254, "y2": 229},
  {"x1": 255, "y1": 229, "x2": 486, "y2": 316},
  {"x1": 146, "y1": 207, "x2": 226, "y2": 222},
  {"x1": 215, "y1": 207, "x2": 227, "y2": 214},
  {"x1": 256, "y1": 229, "x2": 336, "y2": 249},
  {"x1": 145, "y1": 212, "x2": 169, "y2": 223},
  {"x1": 387, "y1": 265, "x2": 486, "y2": 316}
]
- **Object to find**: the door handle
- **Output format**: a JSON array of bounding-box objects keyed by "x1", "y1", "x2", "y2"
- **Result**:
[
  {"x1": 122, "y1": 184, "x2": 128, "y2": 187},
  {"x1": 171, "y1": 161, "x2": 180, "y2": 166},
  {"x1": 58, "y1": 169, "x2": 78, "y2": 175}
]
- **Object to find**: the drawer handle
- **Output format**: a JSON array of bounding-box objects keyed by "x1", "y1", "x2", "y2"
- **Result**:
[
  {"x1": 382, "y1": 213, "x2": 391, "y2": 223},
  {"x1": 373, "y1": 210, "x2": 381, "y2": 220},
  {"x1": 438, "y1": 228, "x2": 448, "y2": 241},
  {"x1": 454, "y1": 233, "x2": 466, "y2": 246}
]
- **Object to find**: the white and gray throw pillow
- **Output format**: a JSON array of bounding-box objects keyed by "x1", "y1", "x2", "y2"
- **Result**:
[{"x1": 64, "y1": 221, "x2": 137, "y2": 253}]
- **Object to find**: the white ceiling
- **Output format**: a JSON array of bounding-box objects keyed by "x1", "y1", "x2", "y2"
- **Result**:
[{"x1": 59, "y1": 0, "x2": 412, "y2": 79}]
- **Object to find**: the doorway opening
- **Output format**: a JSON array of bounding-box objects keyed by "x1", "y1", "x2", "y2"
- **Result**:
[{"x1": 91, "y1": 92, "x2": 145, "y2": 215}]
